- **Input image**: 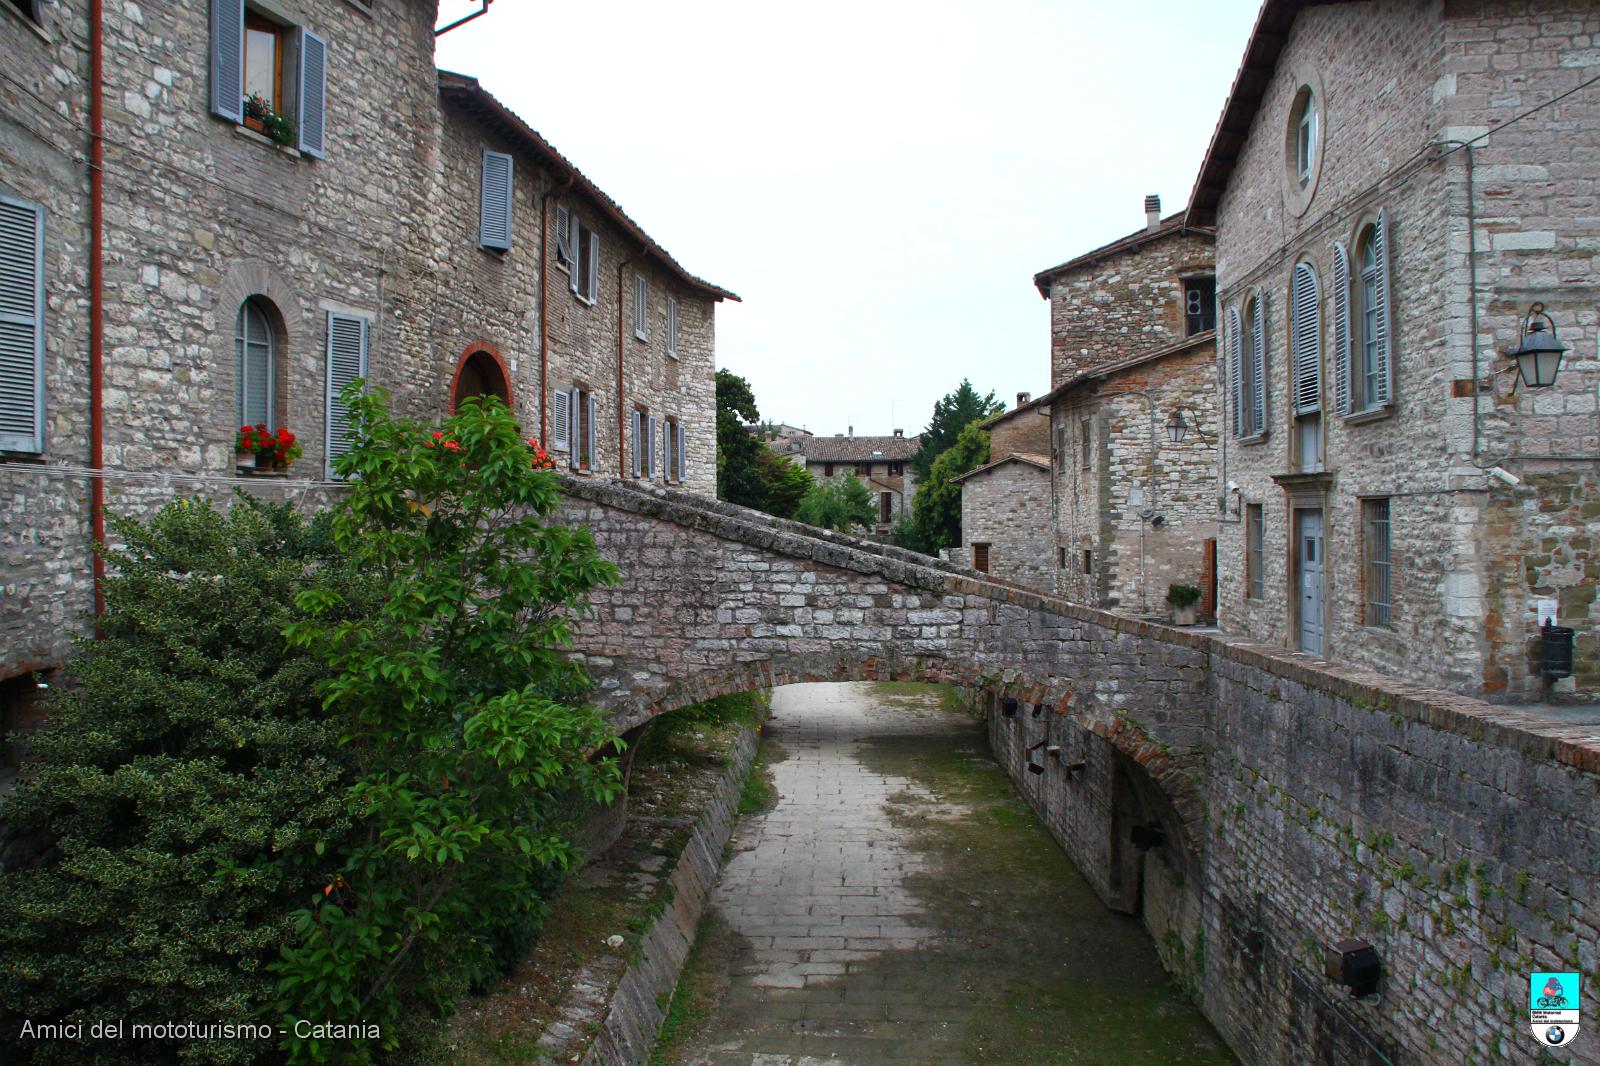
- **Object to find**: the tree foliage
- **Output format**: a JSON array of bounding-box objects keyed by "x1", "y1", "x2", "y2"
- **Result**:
[
  {"x1": 0, "y1": 497, "x2": 358, "y2": 1066},
  {"x1": 796, "y1": 474, "x2": 877, "y2": 533},
  {"x1": 900, "y1": 420, "x2": 990, "y2": 554},
  {"x1": 910, "y1": 379, "x2": 1003, "y2": 483},
  {"x1": 275, "y1": 390, "x2": 623, "y2": 1061},
  {"x1": 716, "y1": 369, "x2": 814, "y2": 519}
]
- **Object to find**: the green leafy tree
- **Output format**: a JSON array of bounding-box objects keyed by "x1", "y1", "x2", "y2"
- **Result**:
[
  {"x1": 716, "y1": 369, "x2": 814, "y2": 519},
  {"x1": 906, "y1": 420, "x2": 991, "y2": 554},
  {"x1": 275, "y1": 390, "x2": 624, "y2": 1062},
  {"x1": 757, "y1": 448, "x2": 813, "y2": 520},
  {"x1": 911, "y1": 379, "x2": 1003, "y2": 483},
  {"x1": 796, "y1": 474, "x2": 877, "y2": 533},
  {"x1": 0, "y1": 497, "x2": 358, "y2": 1066}
]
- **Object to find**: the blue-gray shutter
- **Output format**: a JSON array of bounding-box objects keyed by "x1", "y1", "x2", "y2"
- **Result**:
[
  {"x1": 210, "y1": 0, "x2": 245, "y2": 122},
  {"x1": 1290, "y1": 263, "x2": 1321, "y2": 415},
  {"x1": 567, "y1": 213, "x2": 582, "y2": 294},
  {"x1": 630, "y1": 410, "x2": 642, "y2": 477},
  {"x1": 1372, "y1": 208, "x2": 1394, "y2": 404},
  {"x1": 1331, "y1": 242, "x2": 1352, "y2": 416},
  {"x1": 1226, "y1": 306, "x2": 1243, "y2": 438},
  {"x1": 1250, "y1": 294, "x2": 1267, "y2": 436},
  {"x1": 584, "y1": 392, "x2": 595, "y2": 469},
  {"x1": 555, "y1": 206, "x2": 572, "y2": 266},
  {"x1": 0, "y1": 196, "x2": 45, "y2": 453},
  {"x1": 479, "y1": 150, "x2": 513, "y2": 251},
  {"x1": 551, "y1": 386, "x2": 570, "y2": 450},
  {"x1": 296, "y1": 28, "x2": 328, "y2": 158},
  {"x1": 325, "y1": 311, "x2": 368, "y2": 477},
  {"x1": 677, "y1": 421, "x2": 686, "y2": 482},
  {"x1": 648, "y1": 415, "x2": 658, "y2": 478},
  {"x1": 633, "y1": 274, "x2": 648, "y2": 339},
  {"x1": 666, "y1": 297, "x2": 679, "y2": 357},
  {"x1": 586, "y1": 231, "x2": 599, "y2": 300}
]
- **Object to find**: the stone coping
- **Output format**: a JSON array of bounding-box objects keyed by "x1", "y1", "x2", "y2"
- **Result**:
[{"x1": 558, "y1": 476, "x2": 1600, "y2": 775}]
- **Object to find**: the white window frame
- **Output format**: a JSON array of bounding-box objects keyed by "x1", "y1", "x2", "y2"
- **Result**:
[
  {"x1": 665, "y1": 296, "x2": 679, "y2": 358},
  {"x1": 1295, "y1": 88, "x2": 1317, "y2": 185},
  {"x1": 236, "y1": 297, "x2": 276, "y2": 429},
  {"x1": 633, "y1": 273, "x2": 648, "y2": 340}
]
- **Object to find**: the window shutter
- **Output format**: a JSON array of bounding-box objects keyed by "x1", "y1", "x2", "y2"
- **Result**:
[
  {"x1": 555, "y1": 206, "x2": 572, "y2": 266},
  {"x1": 584, "y1": 392, "x2": 596, "y2": 469},
  {"x1": 1250, "y1": 294, "x2": 1268, "y2": 436},
  {"x1": 1373, "y1": 207, "x2": 1394, "y2": 404},
  {"x1": 0, "y1": 196, "x2": 45, "y2": 453},
  {"x1": 648, "y1": 415, "x2": 658, "y2": 478},
  {"x1": 325, "y1": 311, "x2": 369, "y2": 477},
  {"x1": 1226, "y1": 306, "x2": 1243, "y2": 438},
  {"x1": 586, "y1": 231, "x2": 599, "y2": 300},
  {"x1": 1290, "y1": 263, "x2": 1321, "y2": 415},
  {"x1": 630, "y1": 410, "x2": 642, "y2": 477},
  {"x1": 209, "y1": 0, "x2": 245, "y2": 122},
  {"x1": 676, "y1": 421, "x2": 686, "y2": 482},
  {"x1": 551, "y1": 386, "x2": 570, "y2": 450},
  {"x1": 479, "y1": 150, "x2": 513, "y2": 251},
  {"x1": 666, "y1": 297, "x2": 679, "y2": 357},
  {"x1": 295, "y1": 29, "x2": 328, "y2": 158},
  {"x1": 633, "y1": 274, "x2": 647, "y2": 340},
  {"x1": 1331, "y1": 242, "x2": 1352, "y2": 416},
  {"x1": 567, "y1": 214, "x2": 581, "y2": 294}
]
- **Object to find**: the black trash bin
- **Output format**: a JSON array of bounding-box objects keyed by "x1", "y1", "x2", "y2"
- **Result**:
[{"x1": 1541, "y1": 622, "x2": 1574, "y2": 679}]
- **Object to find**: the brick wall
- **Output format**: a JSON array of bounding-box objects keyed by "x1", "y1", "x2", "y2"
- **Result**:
[
  {"x1": 958, "y1": 459, "x2": 1053, "y2": 590},
  {"x1": 985, "y1": 404, "x2": 1050, "y2": 457}
]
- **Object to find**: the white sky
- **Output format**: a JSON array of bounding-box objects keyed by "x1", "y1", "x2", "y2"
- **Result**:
[{"x1": 435, "y1": 0, "x2": 1261, "y2": 438}]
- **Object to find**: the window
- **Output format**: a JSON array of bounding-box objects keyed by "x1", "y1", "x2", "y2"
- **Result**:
[
  {"x1": 479, "y1": 150, "x2": 513, "y2": 251},
  {"x1": 558, "y1": 386, "x2": 595, "y2": 471},
  {"x1": 1184, "y1": 276, "x2": 1216, "y2": 335},
  {"x1": 856, "y1": 462, "x2": 872, "y2": 477},
  {"x1": 823, "y1": 462, "x2": 834, "y2": 478},
  {"x1": 888, "y1": 461, "x2": 903, "y2": 477},
  {"x1": 633, "y1": 274, "x2": 648, "y2": 340},
  {"x1": 1058, "y1": 547, "x2": 1068, "y2": 569},
  {"x1": 563, "y1": 210, "x2": 598, "y2": 302},
  {"x1": 1229, "y1": 297, "x2": 1267, "y2": 439},
  {"x1": 666, "y1": 296, "x2": 679, "y2": 358},
  {"x1": 325, "y1": 311, "x2": 369, "y2": 478},
  {"x1": 973, "y1": 543, "x2": 990, "y2": 573},
  {"x1": 1055, "y1": 424, "x2": 1068, "y2": 472},
  {"x1": 1363, "y1": 498, "x2": 1392, "y2": 627},
  {"x1": 1291, "y1": 86, "x2": 1318, "y2": 186},
  {"x1": 880, "y1": 491, "x2": 892, "y2": 524},
  {"x1": 1081, "y1": 549, "x2": 1092, "y2": 575},
  {"x1": 1347, "y1": 212, "x2": 1394, "y2": 412},
  {"x1": 1245, "y1": 504, "x2": 1264, "y2": 600},
  {"x1": 662, "y1": 416, "x2": 685, "y2": 483},
  {"x1": 210, "y1": 2, "x2": 327, "y2": 157},
  {"x1": 1080, "y1": 417, "x2": 1092, "y2": 471},
  {"x1": 1289, "y1": 262, "x2": 1322, "y2": 471},
  {"x1": 4, "y1": 0, "x2": 42, "y2": 25},
  {"x1": 236, "y1": 297, "x2": 275, "y2": 428},
  {"x1": 0, "y1": 194, "x2": 45, "y2": 453},
  {"x1": 631, "y1": 408, "x2": 656, "y2": 478}
]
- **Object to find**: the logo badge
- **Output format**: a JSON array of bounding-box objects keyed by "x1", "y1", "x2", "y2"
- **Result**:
[{"x1": 1530, "y1": 971, "x2": 1581, "y2": 1047}]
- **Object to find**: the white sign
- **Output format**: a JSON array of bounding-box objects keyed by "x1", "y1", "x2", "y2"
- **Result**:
[{"x1": 1536, "y1": 599, "x2": 1558, "y2": 627}]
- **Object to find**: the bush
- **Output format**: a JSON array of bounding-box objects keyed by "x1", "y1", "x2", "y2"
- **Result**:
[
  {"x1": 0, "y1": 496, "x2": 359, "y2": 1066},
  {"x1": 274, "y1": 388, "x2": 624, "y2": 1062},
  {"x1": 796, "y1": 474, "x2": 875, "y2": 533},
  {"x1": 1166, "y1": 584, "x2": 1202, "y2": 609}
]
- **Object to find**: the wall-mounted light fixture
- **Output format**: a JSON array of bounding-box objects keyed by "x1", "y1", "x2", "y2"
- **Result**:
[
  {"x1": 1506, "y1": 302, "x2": 1567, "y2": 389},
  {"x1": 1166, "y1": 407, "x2": 1216, "y2": 444}
]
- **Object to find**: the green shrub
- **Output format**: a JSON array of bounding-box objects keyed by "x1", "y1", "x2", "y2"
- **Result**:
[
  {"x1": 0, "y1": 496, "x2": 359, "y2": 1065},
  {"x1": 1166, "y1": 584, "x2": 1202, "y2": 609},
  {"x1": 274, "y1": 388, "x2": 624, "y2": 1062}
]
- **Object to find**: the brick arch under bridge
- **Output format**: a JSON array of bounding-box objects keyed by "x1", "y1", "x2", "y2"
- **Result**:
[{"x1": 553, "y1": 477, "x2": 1600, "y2": 1066}]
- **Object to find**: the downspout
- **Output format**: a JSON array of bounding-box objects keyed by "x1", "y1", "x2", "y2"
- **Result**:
[
  {"x1": 89, "y1": 0, "x2": 106, "y2": 619},
  {"x1": 539, "y1": 174, "x2": 575, "y2": 446},
  {"x1": 616, "y1": 247, "x2": 647, "y2": 476}
]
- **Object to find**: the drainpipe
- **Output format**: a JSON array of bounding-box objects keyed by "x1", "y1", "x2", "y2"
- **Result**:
[
  {"x1": 89, "y1": 0, "x2": 106, "y2": 619},
  {"x1": 539, "y1": 174, "x2": 575, "y2": 445},
  {"x1": 616, "y1": 247, "x2": 646, "y2": 477}
]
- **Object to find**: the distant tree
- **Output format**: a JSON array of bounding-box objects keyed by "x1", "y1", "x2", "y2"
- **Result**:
[
  {"x1": 758, "y1": 448, "x2": 813, "y2": 520},
  {"x1": 796, "y1": 474, "x2": 876, "y2": 533},
  {"x1": 910, "y1": 379, "x2": 1003, "y2": 483},
  {"x1": 905, "y1": 420, "x2": 990, "y2": 554},
  {"x1": 716, "y1": 370, "x2": 768, "y2": 509}
]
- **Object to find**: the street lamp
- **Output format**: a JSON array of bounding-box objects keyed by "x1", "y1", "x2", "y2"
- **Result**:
[
  {"x1": 1165, "y1": 407, "x2": 1215, "y2": 444},
  {"x1": 1507, "y1": 302, "x2": 1567, "y2": 389}
]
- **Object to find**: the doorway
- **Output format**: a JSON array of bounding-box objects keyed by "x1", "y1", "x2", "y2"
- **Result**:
[
  {"x1": 450, "y1": 345, "x2": 511, "y2": 414},
  {"x1": 1296, "y1": 509, "x2": 1325, "y2": 655}
]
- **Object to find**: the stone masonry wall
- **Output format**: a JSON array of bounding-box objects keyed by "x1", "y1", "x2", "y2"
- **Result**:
[
  {"x1": 986, "y1": 403, "x2": 1050, "y2": 458},
  {"x1": 958, "y1": 459, "x2": 1053, "y2": 591}
]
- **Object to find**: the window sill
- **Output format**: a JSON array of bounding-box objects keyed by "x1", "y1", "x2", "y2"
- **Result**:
[
  {"x1": 1342, "y1": 404, "x2": 1394, "y2": 426},
  {"x1": 666, "y1": 351, "x2": 679, "y2": 360},
  {"x1": 574, "y1": 294, "x2": 595, "y2": 307},
  {"x1": 634, "y1": 332, "x2": 648, "y2": 343},
  {"x1": 1237, "y1": 431, "x2": 1269, "y2": 446},
  {"x1": 232, "y1": 123, "x2": 302, "y2": 158},
  {"x1": 341, "y1": 0, "x2": 375, "y2": 17}
]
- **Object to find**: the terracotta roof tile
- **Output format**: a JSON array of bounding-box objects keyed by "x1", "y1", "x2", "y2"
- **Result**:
[{"x1": 801, "y1": 435, "x2": 922, "y2": 463}]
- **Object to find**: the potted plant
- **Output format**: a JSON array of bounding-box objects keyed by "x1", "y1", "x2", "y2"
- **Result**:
[
  {"x1": 242, "y1": 93, "x2": 296, "y2": 148},
  {"x1": 237, "y1": 423, "x2": 276, "y2": 472},
  {"x1": 269, "y1": 427, "x2": 303, "y2": 472},
  {"x1": 1167, "y1": 583, "x2": 1202, "y2": 626}
]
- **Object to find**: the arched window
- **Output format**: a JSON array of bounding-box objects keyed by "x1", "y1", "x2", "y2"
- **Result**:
[
  {"x1": 1291, "y1": 87, "x2": 1318, "y2": 186},
  {"x1": 236, "y1": 297, "x2": 274, "y2": 427},
  {"x1": 450, "y1": 345, "x2": 511, "y2": 414}
]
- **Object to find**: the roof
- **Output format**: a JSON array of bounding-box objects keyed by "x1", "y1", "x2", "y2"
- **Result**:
[
  {"x1": 951, "y1": 452, "x2": 1051, "y2": 484},
  {"x1": 801, "y1": 434, "x2": 922, "y2": 464},
  {"x1": 1184, "y1": 0, "x2": 1355, "y2": 228},
  {"x1": 1033, "y1": 213, "x2": 1213, "y2": 297},
  {"x1": 980, "y1": 402, "x2": 1050, "y2": 431},
  {"x1": 438, "y1": 72, "x2": 739, "y2": 302},
  {"x1": 1031, "y1": 330, "x2": 1218, "y2": 409}
]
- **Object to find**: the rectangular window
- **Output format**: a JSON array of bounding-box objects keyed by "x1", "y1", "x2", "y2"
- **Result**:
[
  {"x1": 888, "y1": 461, "x2": 904, "y2": 477},
  {"x1": 243, "y1": 12, "x2": 285, "y2": 112},
  {"x1": 973, "y1": 543, "x2": 990, "y2": 573},
  {"x1": 1364, "y1": 498, "x2": 1392, "y2": 627},
  {"x1": 1245, "y1": 503, "x2": 1264, "y2": 600},
  {"x1": 631, "y1": 408, "x2": 656, "y2": 478},
  {"x1": 1079, "y1": 417, "x2": 1092, "y2": 471},
  {"x1": 211, "y1": 3, "x2": 327, "y2": 156},
  {"x1": 666, "y1": 296, "x2": 679, "y2": 357},
  {"x1": 568, "y1": 212, "x2": 598, "y2": 302},
  {"x1": 0, "y1": 195, "x2": 46, "y2": 453},
  {"x1": 1058, "y1": 547, "x2": 1067, "y2": 569},
  {"x1": 880, "y1": 491, "x2": 892, "y2": 524},
  {"x1": 566, "y1": 387, "x2": 594, "y2": 471},
  {"x1": 663, "y1": 416, "x2": 679, "y2": 482},
  {"x1": 823, "y1": 462, "x2": 834, "y2": 478},
  {"x1": 478, "y1": 150, "x2": 513, "y2": 251},
  {"x1": 633, "y1": 274, "x2": 648, "y2": 340},
  {"x1": 1184, "y1": 276, "x2": 1216, "y2": 335},
  {"x1": 1081, "y1": 549, "x2": 1092, "y2": 575},
  {"x1": 856, "y1": 462, "x2": 872, "y2": 477},
  {"x1": 1055, "y1": 424, "x2": 1068, "y2": 472},
  {"x1": 325, "y1": 311, "x2": 370, "y2": 478}
]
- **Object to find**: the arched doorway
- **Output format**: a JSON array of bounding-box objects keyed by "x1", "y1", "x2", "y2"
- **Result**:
[{"x1": 449, "y1": 342, "x2": 512, "y2": 414}]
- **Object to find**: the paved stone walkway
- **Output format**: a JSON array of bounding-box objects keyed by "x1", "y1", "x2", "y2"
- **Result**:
[{"x1": 671, "y1": 682, "x2": 1233, "y2": 1066}]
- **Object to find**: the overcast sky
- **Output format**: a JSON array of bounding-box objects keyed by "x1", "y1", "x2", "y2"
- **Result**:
[{"x1": 435, "y1": 0, "x2": 1260, "y2": 438}]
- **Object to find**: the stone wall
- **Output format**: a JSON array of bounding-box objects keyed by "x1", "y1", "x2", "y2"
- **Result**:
[
  {"x1": 985, "y1": 403, "x2": 1050, "y2": 458},
  {"x1": 958, "y1": 458, "x2": 1053, "y2": 591}
]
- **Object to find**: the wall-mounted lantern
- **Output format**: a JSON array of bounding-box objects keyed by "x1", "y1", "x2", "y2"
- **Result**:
[
  {"x1": 1324, "y1": 938, "x2": 1381, "y2": 997},
  {"x1": 1507, "y1": 302, "x2": 1567, "y2": 389},
  {"x1": 1166, "y1": 407, "x2": 1216, "y2": 444}
]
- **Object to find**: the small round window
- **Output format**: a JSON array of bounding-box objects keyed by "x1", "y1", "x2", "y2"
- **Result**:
[{"x1": 1290, "y1": 86, "x2": 1318, "y2": 186}]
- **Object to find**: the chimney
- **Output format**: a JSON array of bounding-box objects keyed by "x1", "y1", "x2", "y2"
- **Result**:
[
  {"x1": 1016, "y1": 391, "x2": 1031, "y2": 409},
  {"x1": 848, "y1": 425, "x2": 853, "y2": 437},
  {"x1": 893, "y1": 428, "x2": 903, "y2": 437},
  {"x1": 1144, "y1": 194, "x2": 1161, "y2": 232}
]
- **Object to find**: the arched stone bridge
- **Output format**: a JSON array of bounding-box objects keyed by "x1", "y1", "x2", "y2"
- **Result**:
[{"x1": 553, "y1": 476, "x2": 1600, "y2": 1066}]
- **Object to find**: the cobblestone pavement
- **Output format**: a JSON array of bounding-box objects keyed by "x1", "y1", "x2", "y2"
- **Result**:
[{"x1": 671, "y1": 682, "x2": 1233, "y2": 1066}]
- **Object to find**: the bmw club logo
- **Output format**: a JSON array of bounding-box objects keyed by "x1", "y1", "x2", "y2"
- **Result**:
[{"x1": 1529, "y1": 972, "x2": 1581, "y2": 1048}]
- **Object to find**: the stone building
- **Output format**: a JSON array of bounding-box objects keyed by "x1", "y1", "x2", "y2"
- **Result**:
[
  {"x1": 1025, "y1": 198, "x2": 1222, "y2": 618},
  {"x1": 952, "y1": 392, "x2": 1053, "y2": 588},
  {"x1": 0, "y1": 0, "x2": 734, "y2": 764},
  {"x1": 796, "y1": 430, "x2": 921, "y2": 532},
  {"x1": 1189, "y1": 0, "x2": 1600, "y2": 700}
]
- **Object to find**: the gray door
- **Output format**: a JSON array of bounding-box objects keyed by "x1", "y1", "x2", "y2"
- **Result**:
[{"x1": 1298, "y1": 509, "x2": 1325, "y2": 655}]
